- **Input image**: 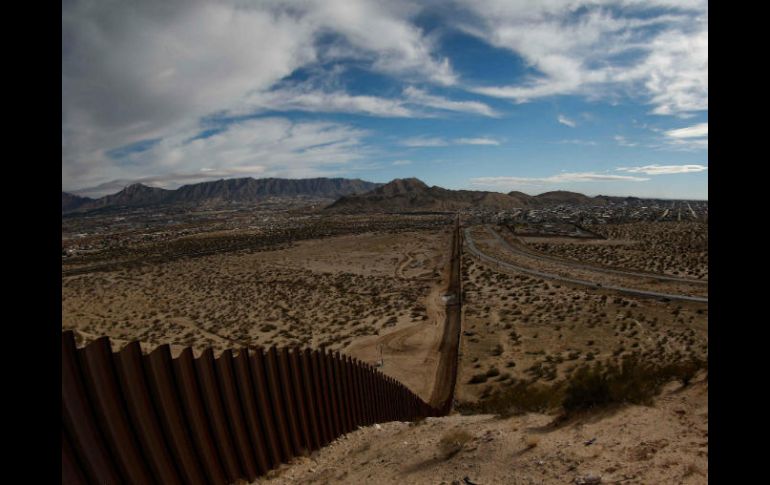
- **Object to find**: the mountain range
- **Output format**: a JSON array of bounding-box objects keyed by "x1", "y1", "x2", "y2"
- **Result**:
[
  {"x1": 62, "y1": 177, "x2": 382, "y2": 213},
  {"x1": 325, "y1": 178, "x2": 608, "y2": 212},
  {"x1": 62, "y1": 176, "x2": 632, "y2": 214}
]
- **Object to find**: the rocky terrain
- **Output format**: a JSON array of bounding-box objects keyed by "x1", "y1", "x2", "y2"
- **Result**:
[
  {"x1": 62, "y1": 177, "x2": 382, "y2": 213},
  {"x1": 254, "y1": 373, "x2": 708, "y2": 484}
]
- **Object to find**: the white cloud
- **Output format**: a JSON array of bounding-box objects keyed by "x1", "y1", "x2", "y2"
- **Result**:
[
  {"x1": 470, "y1": 172, "x2": 649, "y2": 188},
  {"x1": 392, "y1": 159, "x2": 412, "y2": 165},
  {"x1": 403, "y1": 87, "x2": 499, "y2": 117},
  {"x1": 62, "y1": 0, "x2": 460, "y2": 189},
  {"x1": 557, "y1": 114, "x2": 576, "y2": 127},
  {"x1": 662, "y1": 122, "x2": 708, "y2": 150},
  {"x1": 558, "y1": 139, "x2": 597, "y2": 146},
  {"x1": 455, "y1": 137, "x2": 501, "y2": 145},
  {"x1": 665, "y1": 123, "x2": 708, "y2": 138},
  {"x1": 458, "y1": 1, "x2": 708, "y2": 116},
  {"x1": 614, "y1": 135, "x2": 639, "y2": 147},
  {"x1": 401, "y1": 136, "x2": 450, "y2": 147},
  {"x1": 400, "y1": 135, "x2": 501, "y2": 147},
  {"x1": 65, "y1": 117, "x2": 372, "y2": 195},
  {"x1": 617, "y1": 164, "x2": 707, "y2": 175},
  {"x1": 239, "y1": 88, "x2": 418, "y2": 118},
  {"x1": 233, "y1": 85, "x2": 498, "y2": 119}
]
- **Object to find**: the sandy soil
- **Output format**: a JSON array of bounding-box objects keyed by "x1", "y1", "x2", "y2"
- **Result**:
[
  {"x1": 253, "y1": 374, "x2": 707, "y2": 484},
  {"x1": 529, "y1": 222, "x2": 708, "y2": 280},
  {"x1": 62, "y1": 228, "x2": 450, "y2": 387},
  {"x1": 456, "y1": 236, "x2": 707, "y2": 406},
  {"x1": 472, "y1": 226, "x2": 707, "y2": 298}
]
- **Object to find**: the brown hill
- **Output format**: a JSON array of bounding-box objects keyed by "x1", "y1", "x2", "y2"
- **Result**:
[
  {"x1": 62, "y1": 192, "x2": 94, "y2": 213},
  {"x1": 62, "y1": 177, "x2": 382, "y2": 214},
  {"x1": 326, "y1": 178, "x2": 537, "y2": 212},
  {"x1": 535, "y1": 190, "x2": 606, "y2": 206}
]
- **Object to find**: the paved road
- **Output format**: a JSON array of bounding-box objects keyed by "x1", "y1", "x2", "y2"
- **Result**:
[
  {"x1": 465, "y1": 227, "x2": 708, "y2": 304},
  {"x1": 493, "y1": 225, "x2": 708, "y2": 285}
]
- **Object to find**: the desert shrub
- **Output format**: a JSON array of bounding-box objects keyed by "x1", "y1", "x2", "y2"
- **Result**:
[
  {"x1": 563, "y1": 356, "x2": 705, "y2": 413},
  {"x1": 438, "y1": 429, "x2": 474, "y2": 458},
  {"x1": 457, "y1": 380, "x2": 565, "y2": 417},
  {"x1": 468, "y1": 373, "x2": 488, "y2": 384}
]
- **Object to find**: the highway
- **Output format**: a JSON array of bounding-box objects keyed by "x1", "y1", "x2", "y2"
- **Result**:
[
  {"x1": 465, "y1": 227, "x2": 708, "y2": 304},
  {"x1": 493, "y1": 226, "x2": 707, "y2": 285}
]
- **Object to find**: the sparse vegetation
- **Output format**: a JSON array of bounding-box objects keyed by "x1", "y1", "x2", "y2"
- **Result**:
[{"x1": 438, "y1": 429, "x2": 474, "y2": 458}]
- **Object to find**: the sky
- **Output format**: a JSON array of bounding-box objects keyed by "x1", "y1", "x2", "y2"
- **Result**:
[{"x1": 62, "y1": 0, "x2": 708, "y2": 199}]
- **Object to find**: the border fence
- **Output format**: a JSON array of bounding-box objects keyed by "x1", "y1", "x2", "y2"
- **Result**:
[{"x1": 62, "y1": 331, "x2": 440, "y2": 484}]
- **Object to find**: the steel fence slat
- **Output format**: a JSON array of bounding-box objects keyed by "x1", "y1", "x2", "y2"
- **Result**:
[
  {"x1": 79, "y1": 337, "x2": 155, "y2": 485},
  {"x1": 301, "y1": 350, "x2": 323, "y2": 450},
  {"x1": 305, "y1": 349, "x2": 331, "y2": 446},
  {"x1": 274, "y1": 348, "x2": 303, "y2": 457},
  {"x1": 172, "y1": 348, "x2": 228, "y2": 485},
  {"x1": 215, "y1": 349, "x2": 259, "y2": 481},
  {"x1": 194, "y1": 348, "x2": 242, "y2": 483},
  {"x1": 287, "y1": 349, "x2": 313, "y2": 454},
  {"x1": 249, "y1": 350, "x2": 283, "y2": 467},
  {"x1": 232, "y1": 349, "x2": 271, "y2": 475},
  {"x1": 62, "y1": 332, "x2": 122, "y2": 485},
  {"x1": 260, "y1": 348, "x2": 294, "y2": 463},
  {"x1": 63, "y1": 330, "x2": 442, "y2": 484},
  {"x1": 312, "y1": 350, "x2": 334, "y2": 445},
  {"x1": 145, "y1": 345, "x2": 208, "y2": 485},
  {"x1": 62, "y1": 426, "x2": 89, "y2": 485},
  {"x1": 324, "y1": 350, "x2": 342, "y2": 437},
  {"x1": 114, "y1": 342, "x2": 182, "y2": 485}
]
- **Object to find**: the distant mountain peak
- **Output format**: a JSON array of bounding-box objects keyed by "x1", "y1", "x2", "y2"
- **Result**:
[
  {"x1": 372, "y1": 178, "x2": 429, "y2": 196},
  {"x1": 62, "y1": 176, "x2": 382, "y2": 214}
]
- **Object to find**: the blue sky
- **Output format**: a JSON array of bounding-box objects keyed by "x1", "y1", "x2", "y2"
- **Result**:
[{"x1": 62, "y1": 0, "x2": 707, "y2": 199}]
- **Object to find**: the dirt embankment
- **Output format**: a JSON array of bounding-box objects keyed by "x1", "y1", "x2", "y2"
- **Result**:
[{"x1": 254, "y1": 375, "x2": 708, "y2": 485}]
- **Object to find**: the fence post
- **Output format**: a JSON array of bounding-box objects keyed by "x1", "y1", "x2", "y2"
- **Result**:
[
  {"x1": 232, "y1": 349, "x2": 270, "y2": 476},
  {"x1": 309, "y1": 349, "x2": 331, "y2": 446},
  {"x1": 62, "y1": 333, "x2": 122, "y2": 485},
  {"x1": 276, "y1": 347, "x2": 306, "y2": 457},
  {"x1": 114, "y1": 341, "x2": 182, "y2": 485},
  {"x1": 299, "y1": 349, "x2": 323, "y2": 450},
  {"x1": 195, "y1": 348, "x2": 242, "y2": 483},
  {"x1": 215, "y1": 349, "x2": 259, "y2": 481},
  {"x1": 79, "y1": 337, "x2": 154, "y2": 485},
  {"x1": 329, "y1": 352, "x2": 348, "y2": 434},
  {"x1": 249, "y1": 349, "x2": 283, "y2": 468},
  {"x1": 261, "y1": 347, "x2": 294, "y2": 463},
  {"x1": 287, "y1": 348, "x2": 313, "y2": 454},
  {"x1": 314, "y1": 350, "x2": 336, "y2": 444}
]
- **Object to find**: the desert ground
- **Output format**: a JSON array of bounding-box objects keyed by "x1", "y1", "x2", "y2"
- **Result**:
[
  {"x1": 528, "y1": 222, "x2": 708, "y2": 280},
  {"x1": 62, "y1": 214, "x2": 707, "y2": 483},
  {"x1": 62, "y1": 224, "x2": 452, "y2": 401},
  {"x1": 253, "y1": 372, "x2": 707, "y2": 484},
  {"x1": 457, "y1": 223, "x2": 707, "y2": 409}
]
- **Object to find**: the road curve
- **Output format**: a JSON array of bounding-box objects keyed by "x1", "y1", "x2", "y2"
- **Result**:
[
  {"x1": 465, "y1": 227, "x2": 708, "y2": 304},
  {"x1": 496, "y1": 226, "x2": 708, "y2": 285}
]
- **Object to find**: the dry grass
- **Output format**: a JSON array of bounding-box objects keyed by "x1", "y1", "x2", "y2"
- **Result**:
[
  {"x1": 438, "y1": 429, "x2": 474, "y2": 458},
  {"x1": 523, "y1": 435, "x2": 540, "y2": 449}
]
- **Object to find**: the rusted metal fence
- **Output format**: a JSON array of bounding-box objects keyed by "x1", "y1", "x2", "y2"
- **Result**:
[{"x1": 62, "y1": 331, "x2": 439, "y2": 484}]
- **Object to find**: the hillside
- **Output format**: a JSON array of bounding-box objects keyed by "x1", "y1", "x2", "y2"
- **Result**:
[
  {"x1": 61, "y1": 192, "x2": 94, "y2": 213},
  {"x1": 327, "y1": 178, "x2": 538, "y2": 212},
  {"x1": 258, "y1": 375, "x2": 708, "y2": 484},
  {"x1": 534, "y1": 190, "x2": 606, "y2": 206},
  {"x1": 62, "y1": 177, "x2": 382, "y2": 213}
]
